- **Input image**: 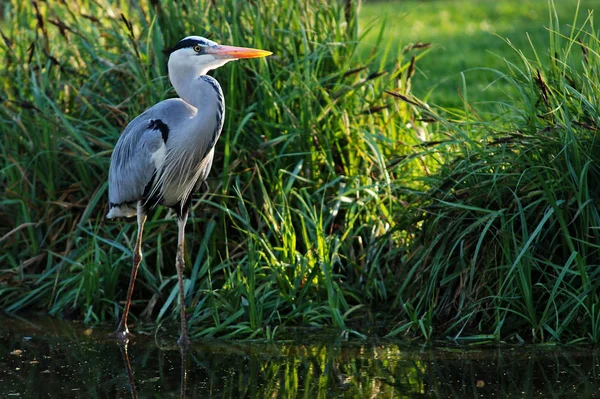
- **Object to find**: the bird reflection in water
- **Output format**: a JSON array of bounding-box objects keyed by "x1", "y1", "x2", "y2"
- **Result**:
[
  {"x1": 118, "y1": 342, "x2": 138, "y2": 399},
  {"x1": 118, "y1": 340, "x2": 188, "y2": 399}
]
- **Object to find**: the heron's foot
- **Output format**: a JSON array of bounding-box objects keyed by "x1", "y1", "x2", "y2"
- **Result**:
[
  {"x1": 177, "y1": 334, "x2": 190, "y2": 349},
  {"x1": 108, "y1": 326, "x2": 135, "y2": 342}
]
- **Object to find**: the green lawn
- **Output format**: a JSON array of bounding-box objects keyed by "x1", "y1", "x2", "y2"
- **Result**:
[{"x1": 359, "y1": 0, "x2": 600, "y2": 109}]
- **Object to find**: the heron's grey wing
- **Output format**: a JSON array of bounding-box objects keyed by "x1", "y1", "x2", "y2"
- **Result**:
[
  {"x1": 106, "y1": 111, "x2": 163, "y2": 218},
  {"x1": 106, "y1": 99, "x2": 194, "y2": 218}
]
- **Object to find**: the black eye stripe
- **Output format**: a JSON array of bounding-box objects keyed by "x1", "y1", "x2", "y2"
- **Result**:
[
  {"x1": 170, "y1": 38, "x2": 211, "y2": 53},
  {"x1": 171, "y1": 39, "x2": 200, "y2": 52}
]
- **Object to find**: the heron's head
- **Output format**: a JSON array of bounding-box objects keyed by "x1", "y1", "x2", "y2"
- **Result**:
[{"x1": 168, "y1": 36, "x2": 272, "y2": 76}]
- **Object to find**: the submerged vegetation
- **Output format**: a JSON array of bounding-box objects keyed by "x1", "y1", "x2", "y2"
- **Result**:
[{"x1": 1, "y1": 0, "x2": 599, "y2": 343}]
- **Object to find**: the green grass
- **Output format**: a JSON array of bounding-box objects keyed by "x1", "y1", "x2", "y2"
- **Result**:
[
  {"x1": 1, "y1": 0, "x2": 600, "y2": 344},
  {"x1": 359, "y1": 0, "x2": 600, "y2": 109},
  {"x1": 0, "y1": 0, "x2": 410, "y2": 339}
]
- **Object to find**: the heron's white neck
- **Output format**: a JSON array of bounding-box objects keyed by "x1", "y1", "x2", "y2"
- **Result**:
[
  {"x1": 168, "y1": 67, "x2": 207, "y2": 108},
  {"x1": 168, "y1": 54, "x2": 230, "y2": 109}
]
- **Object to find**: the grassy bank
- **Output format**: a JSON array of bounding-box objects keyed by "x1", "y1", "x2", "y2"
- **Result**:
[
  {"x1": 0, "y1": 0, "x2": 416, "y2": 339},
  {"x1": 1, "y1": 0, "x2": 599, "y2": 343}
]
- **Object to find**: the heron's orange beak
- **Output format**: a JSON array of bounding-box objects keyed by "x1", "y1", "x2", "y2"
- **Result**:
[{"x1": 210, "y1": 45, "x2": 272, "y2": 59}]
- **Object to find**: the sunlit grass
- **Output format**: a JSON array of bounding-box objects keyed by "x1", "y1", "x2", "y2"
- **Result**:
[{"x1": 359, "y1": 0, "x2": 600, "y2": 109}]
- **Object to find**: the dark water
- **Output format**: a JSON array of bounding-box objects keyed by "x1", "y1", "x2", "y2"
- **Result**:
[{"x1": 1, "y1": 317, "x2": 600, "y2": 398}]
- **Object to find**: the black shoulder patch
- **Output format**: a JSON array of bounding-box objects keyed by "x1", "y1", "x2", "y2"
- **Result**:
[{"x1": 148, "y1": 119, "x2": 169, "y2": 142}]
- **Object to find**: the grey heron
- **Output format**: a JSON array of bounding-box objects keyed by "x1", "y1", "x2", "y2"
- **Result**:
[{"x1": 106, "y1": 36, "x2": 271, "y2": 347}]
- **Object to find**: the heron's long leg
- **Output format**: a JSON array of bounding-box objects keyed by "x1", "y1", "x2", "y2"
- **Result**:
[
  {"x1": 176, "y1": 212, "x2": 190, "y2": 348},
  {"x1": 111, "y1": 204, "x2": 147, "y2": 340}
]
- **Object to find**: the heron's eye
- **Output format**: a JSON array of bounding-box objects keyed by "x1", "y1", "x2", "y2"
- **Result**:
[{"x1": 193, "y1": 45, "x2": 202, "y2": 53}]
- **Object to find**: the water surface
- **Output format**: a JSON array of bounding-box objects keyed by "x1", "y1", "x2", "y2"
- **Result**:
[{"x1": 1, "y1": 316, "x2": 599, "y2": 398}]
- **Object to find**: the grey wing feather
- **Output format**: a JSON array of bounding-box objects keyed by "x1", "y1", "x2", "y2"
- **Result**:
[{"x1": 106, "y1": 99, "x2": 195, "y2": 218}]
